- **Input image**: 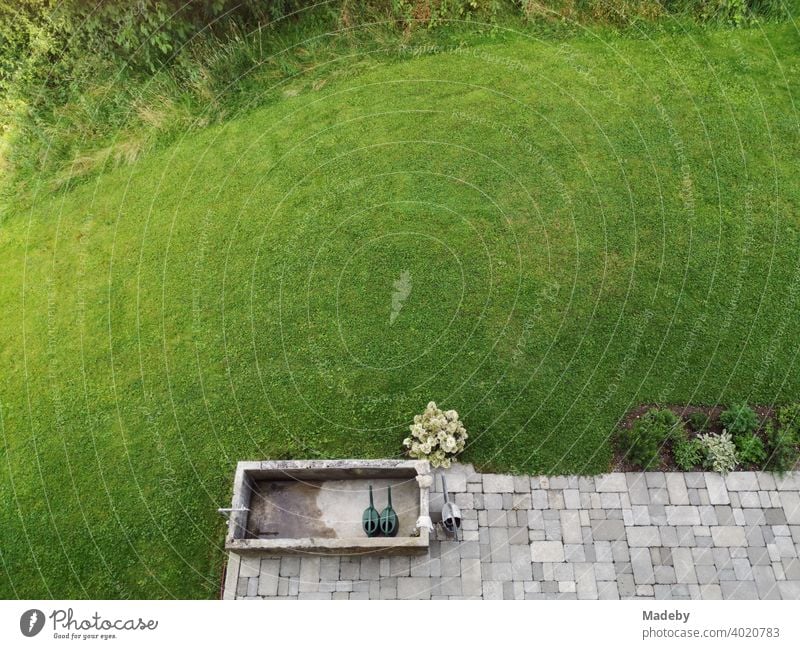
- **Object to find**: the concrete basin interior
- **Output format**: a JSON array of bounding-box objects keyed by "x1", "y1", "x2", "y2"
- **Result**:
[
  {"x1": 224, "y1": 460, "x2": 431, "y2": 554},
  {"x1": 246, "y1": 478, "x2": 420, "y2": 539}
]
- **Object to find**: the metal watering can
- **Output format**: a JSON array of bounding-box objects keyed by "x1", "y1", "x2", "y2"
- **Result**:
[{"x1": 440, "y1": 473, "x2": 462, "y2": 541}]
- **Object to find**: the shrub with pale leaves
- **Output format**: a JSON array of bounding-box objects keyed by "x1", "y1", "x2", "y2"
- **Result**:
[
  {"x1": 699, "y1": 430, "x2": 738, "y2": 474},
  {"x1": 403, "y1": 402, "x2": 467, "y2": 468}
]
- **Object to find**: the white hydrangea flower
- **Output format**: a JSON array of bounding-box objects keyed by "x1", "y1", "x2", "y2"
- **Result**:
[{"x1": 404, "y1": 402, "x2": 467, "y2": 467}]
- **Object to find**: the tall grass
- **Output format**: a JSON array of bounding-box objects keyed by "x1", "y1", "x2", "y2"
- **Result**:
[{"x1": 1, "y1": 0, "x2": 794, "y2": 204}]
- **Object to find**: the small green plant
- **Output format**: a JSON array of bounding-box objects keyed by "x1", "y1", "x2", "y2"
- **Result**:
[
  {"x1": 618, "y1": 408, "x2": 678, "y2": 469},
  {"x1": 687, "y1": 411, "x2": 711, "y2": 433},
  {"x1": 699, "y1": 431, "x2": 738, "y2": 474},
  {"x1": 673, "y1": 438, "x2": 703, "y2": 471},
  {"x1": 734, "y1": 433, "x2": 767, "y2": 466},
  {"x1": 777, "y1": 403, "x2": 800, "y2": 439},
  {"x1": 765, "y1": 405, "x2": 800, "y2": 472},
  {"x1": 720, "y1": 402, "x2": 759, "y2": 436}
]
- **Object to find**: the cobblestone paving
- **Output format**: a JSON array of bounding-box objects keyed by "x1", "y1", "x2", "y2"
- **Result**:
[{"x1": 223, "y1": 467, "x2": 800, "y2": 600}]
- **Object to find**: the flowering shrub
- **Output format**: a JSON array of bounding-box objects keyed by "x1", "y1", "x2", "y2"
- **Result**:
[
  {"x1": 403, "y1": 402, "x2": 467, "y2": 468},
  {"x1": 699, "y1": 430, "x2": 738, "y2": 474}
]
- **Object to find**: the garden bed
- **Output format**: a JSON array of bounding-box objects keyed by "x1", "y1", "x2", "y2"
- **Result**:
[{"x1": 613, "y1": 403, "x2": 798, "y2": 473}]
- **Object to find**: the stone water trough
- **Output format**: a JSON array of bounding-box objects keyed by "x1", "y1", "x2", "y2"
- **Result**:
[{"x1": 224, "y1": 459, "x2": 432, "y2": 555}]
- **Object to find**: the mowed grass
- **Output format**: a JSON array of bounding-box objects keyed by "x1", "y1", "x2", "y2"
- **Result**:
[{"x1": 2, "y1": 23, "x2": 800, "y2": 598}]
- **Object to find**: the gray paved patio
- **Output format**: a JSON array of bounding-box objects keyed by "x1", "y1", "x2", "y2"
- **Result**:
[{"x1": 222, "y1": 466, "x2": 800, "y2": 599}]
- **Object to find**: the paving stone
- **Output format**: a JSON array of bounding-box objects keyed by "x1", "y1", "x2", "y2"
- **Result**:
[
  {"x1": 777, "y1": 581, "x2": 800, "y2": 599},
  {"x1": 445, "y1": 471, "x2": 468, "y2": 493},
  {"x1": 671, "y1": 548, "x2": 697, "y2": 584},
  {"x1": 359, "y1": 557, "x2": 379, "y2": 580},
  {"x1": 564, "y1": 544, "x2": 585, "y2": 562},
  {"x1": 725, "y1": 472, "x2": 760, "y2": 492},
  {"x1": 591, "y1": 519, "x2": 626, "y2": 541},
  {"x1": 389, "y1": 556, "x2": 410, "y2": 576},
  {"x1": 774, "y1": 474, "x2": 800, "y2": 490},
  {"x1": 561, "y1": 511, "x2": 582, "y2": 544},
  {"x1": 397, "y1": 577, "x2": 431, "y2": 600},
  {"x1": 627, "y1": 526, "x2": 661, "y2": 547},
  {"x1": 488, "y1": 527, "x2": 511, "y2": 562},
  {"x1": 239, "y1": 556, "x2": 260, "y2": 578},
  {"x1": 483, "y1": 474, "x2": 514, "y2": 493},
  {"x1": 632, "y1": 505, "x2": 650, "y2": 526},
  {"x1": 461, "y1": 558, "x2": 482, "y2": 597},
  {"x1": 649, "y1": 488, "x2": 670, "y2": 505},
  {"x1": 531, "y1": 490, "x2": 549, "y2": 509},
  {"x1": 705, "y1": 473, "x2": 730, "y2": 505},
  {"x1": 600, "y1": 493, "x2": 621, "y2": 509},
  {"x1": 258, "y1": 559, "x2": 281, "y2": 597},
  {"x1": 298, "y1": 557, "x2": 320, "y2": 592},
  {"x1": 279, "y1": 557, "x2": 300, "y2": 577},
  {"x1": 666, "y1": 506, "x2": 701, "y2": 526},
  {"x1": 596, "y1": 473, "x2": 628, "y2": 492},
  {"x1": 594, "y1": 562, "x2": 616, "y2": 581},
  {"x1": 779, "y1": 492, "x2": 800, "y2": 524},
  {"x1": 564, "y1": 489, "x2": 581, "y2": 509},
  {"x1": 574, "y1": 563, "x2": 598, "y2": 599},
  {"x1": 624, "y1": 473, "x2": 648, "y2": 505},
  {"x1": 711, "y1": 526, "x2": 747, "y2": 547},
  {"x1": 733, "y1": 558, "x2": 753, "y2": 581},
  {"x1": 531, "y1": 541, "x2": 565, "y2": 562},
  {"x1": 509, "y1": 544, "x2": 533, "y2": 581},
  {"x1": 721, "y1": 580, "x2": 758, "y2": 600},
  {"x1": 484, "y1": 562, "x2": 513, "y2": 582},
  {"x1": 783, "y1": 558, "x2": 800, "y2": 580},
  {"x1": 631, "y1": 547, "x2": 655, "y2": 584},
  {"x1": 648, "y1": 505, "x2": 667, "y2": 525},
  {"x1": 340, "y1": 559, "x2": 359, "y2": 580},
  {"x1": 666, "y1": 474, "x2": 689, "y2": 504},
  {"x1": 695, "y1": 564, "x2": 718, "y2": 585}
]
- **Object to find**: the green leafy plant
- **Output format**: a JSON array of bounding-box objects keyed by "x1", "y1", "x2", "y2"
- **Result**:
[
  {"x1": 699, "y1": 431, "x2": 738, "y2": 474},
  {"x1": 765, "y1": 405, "x2": 800, "y2": 472},
  {"x1": 687, "y1": 411, "x2": 711, "y2": 433},
  {"x1": 777, "y1": 403, "x2": 800, "y2": 439},
  {"x1": 618, "y1": 408, "x2": 679, "y2": 469},
  {"x1": 720, "y1": 402, "x2": 759, "y2": 436},
  {"x1": 673, "y1": 438, "x2": 703, "y2": 471},
  {"x1": 734, "y1": 433, "x2": 767, "y2": 466}
]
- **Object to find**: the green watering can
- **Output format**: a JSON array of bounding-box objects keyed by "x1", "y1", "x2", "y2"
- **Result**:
[
  {"x1": 379, "y1": 485, "x2": 399, "y2": 537},
  {"x1": 362, "y1": 485, "x2": 380, "y2": 537}
]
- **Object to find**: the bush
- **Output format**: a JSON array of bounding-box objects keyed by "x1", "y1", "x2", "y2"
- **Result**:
[
  {"x1": 618, "y1": 408, "x2": 678, "y2": 469},
  {"x1": 403, "y1": 401, "x2": 467, "y2": 468},
  {"x1": 777, "y1": 403, "x2": 800, "y2": 439},
  {"x1": 687, "y1": 411, "x2": 711, "y2": 433},
  {"x1": 699, "y1": 431, "x2": 738, "y2": 474},
  {"x1": 734, "y1": 433, "x2": 767, "y2": 466},
  {"x1": 720, "y1": 402, "x2": 759, "y2": 436},
  {"x1": 765, "y1": 406, "x2": 799, "y2": 472},
  {"x1": 673, "y1": 438, "x2": 703, "y2": 471}
]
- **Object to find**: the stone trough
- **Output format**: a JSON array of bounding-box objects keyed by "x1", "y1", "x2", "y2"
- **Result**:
[{"x1": 224, "y1": 459, "x2": 432, "y2": 555}]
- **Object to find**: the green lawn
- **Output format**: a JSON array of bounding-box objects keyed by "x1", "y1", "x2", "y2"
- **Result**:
[{"x1": 2, "y1": 23, "x2": 800, "y2": 598}]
